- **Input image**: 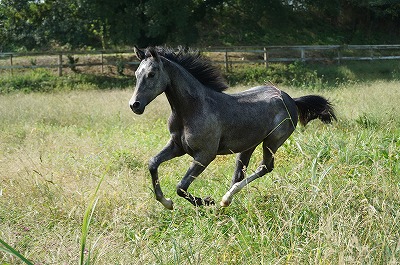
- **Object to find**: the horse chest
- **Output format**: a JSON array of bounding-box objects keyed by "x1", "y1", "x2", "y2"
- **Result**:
[
  {"x1": 168, "y1": 117, "x2": 192, "y2": 152},
  {"x1": 169, "y1": 116, "x2": 219, "y2": 156}
]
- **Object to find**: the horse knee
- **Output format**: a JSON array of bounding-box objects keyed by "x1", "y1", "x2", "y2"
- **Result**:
[{"x1": 148, "y1": 157, "x2": 158, "y2": 173}]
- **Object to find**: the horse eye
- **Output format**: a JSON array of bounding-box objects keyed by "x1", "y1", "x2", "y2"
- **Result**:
[{"x1": 148, "y1": 72, "x2": 155, "y2": 78}]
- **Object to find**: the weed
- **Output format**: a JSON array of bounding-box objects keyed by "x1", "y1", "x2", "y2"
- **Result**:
[
  {"x1": 80, "y1": 171, "x2": 105, "y2": 265},
  {"x1": 67, "y1": 55, "x2": 80, "y2": 73},
  {"x1": 356, "y1": 113, "x2": 379, "y2": 128},
  {"x1": 116, "y1": 59, "x2": 125, "y2": 76}
]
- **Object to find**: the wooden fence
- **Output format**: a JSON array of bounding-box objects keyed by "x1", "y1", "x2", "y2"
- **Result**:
[
  {"x1": 0, "y1": 50, "x2": 138, "y2": 76},
  {"x1": 1, "y1": 45, "x2": 400, "y2": 76}
]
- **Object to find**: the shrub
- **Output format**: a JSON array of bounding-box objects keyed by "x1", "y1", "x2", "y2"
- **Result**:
[
  {"x1": 0, "y1": 69, "x2": 55, "y2": 93},
  {"x1": 0, "y1": 70, "x2": 134, "y2": 94},
  {"x1": 225, "y1": 61, "x2": 324, "y2": 89}
]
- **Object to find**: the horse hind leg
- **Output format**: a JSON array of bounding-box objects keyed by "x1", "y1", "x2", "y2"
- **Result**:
[
  {"x1": 220, "y1": 142, "x2": 275, "y2": 207},
  {"x1": 230, "y1": 147, "x2": 256, "y2": 187}
]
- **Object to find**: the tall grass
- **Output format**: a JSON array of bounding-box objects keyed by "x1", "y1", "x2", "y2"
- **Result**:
[
  {"x1": 0, "y1": 81, "x2": 399, "y2": 263},
  {"x1": 0, "y1": 159, "x2": 106, "y2": 265}
]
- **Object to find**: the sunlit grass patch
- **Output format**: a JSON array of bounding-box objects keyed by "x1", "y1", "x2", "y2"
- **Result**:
[{"x1": 1, "y1": 81, "x2": 399, "y2": 263}]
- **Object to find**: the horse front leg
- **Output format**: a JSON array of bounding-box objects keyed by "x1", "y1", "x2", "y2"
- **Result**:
[
  {"x1": 176, "y1": 157, "x2": 215, "y2": 207},
  {"x1": 149, "y1": 139, "x2": 184, "y2": 210}
]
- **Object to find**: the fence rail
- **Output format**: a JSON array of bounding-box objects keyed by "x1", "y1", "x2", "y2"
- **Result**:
[
  {"x1": 0, "y1": 50, "x2": 140, "y2": 76},
  {"x1": 1, "y1": 45, "x2": 400, "y2": 75}
]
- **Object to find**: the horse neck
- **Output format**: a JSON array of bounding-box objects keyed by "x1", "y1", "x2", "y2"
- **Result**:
[{"x1": 163, "y1": 59, "x2": 208, "y2": 114}]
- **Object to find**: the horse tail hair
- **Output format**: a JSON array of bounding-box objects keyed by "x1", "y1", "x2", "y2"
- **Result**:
[{"x1": 294, "y1": 95, "x2": 337, "y2": 126}]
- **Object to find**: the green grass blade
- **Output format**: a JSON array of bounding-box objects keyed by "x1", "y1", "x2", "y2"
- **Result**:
[
  {"x1": 79, "y1": 170, "x2": 107, "y2": 265},
  {"x1": 80, "y1": 197, "x2": 99, "y2": 265},
  {"x1": 0, "y1": 238, "x2": 35, "y2": 265}
]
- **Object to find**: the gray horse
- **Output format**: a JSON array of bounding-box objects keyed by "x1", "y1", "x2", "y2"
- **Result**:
[{"x1": 129, "y1": 46, "x2": 336, "y2": 210}]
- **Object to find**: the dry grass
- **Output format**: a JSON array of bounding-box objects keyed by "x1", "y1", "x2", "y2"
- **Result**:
[{"x1": 0, "y1": 81, "x2": 399, "y2": 264}]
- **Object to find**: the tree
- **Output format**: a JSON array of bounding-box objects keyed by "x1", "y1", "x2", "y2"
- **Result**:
[
  {"x1": 197, "y1": 0, "x2": 291, "y2": 45},
  {"x1": 82, "y1": 0, "x2": 143, "y2": 48},
  {"x1": 0, "y1": 0, "x2": 93, "y2": 50},
  {"x1": 84, "y1": 0, "x2": 213, "y2": 47},
  {"x1": 0, "y1": 0, "x2": 37, "y2": 50},
  {"x1": 1, "y1": 0, "x2": 400, "y2": 51}
]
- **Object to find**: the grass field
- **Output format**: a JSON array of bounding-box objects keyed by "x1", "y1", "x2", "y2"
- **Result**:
[{"x1": 0, "y1": 81, "x2": 399, "y2": 264}]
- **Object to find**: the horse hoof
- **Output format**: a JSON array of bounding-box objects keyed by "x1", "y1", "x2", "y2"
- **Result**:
[
  {"x1": 161, "y1": 198, "x2": 174, "y2": 210},
  {"x1": 203, "y1": 196, "x2": 215, "y2": 206},
  {"x1": 220, "y1": 200, "x2": 231, "y2": 207},
  {"x1": 220, "y1": 195, "x2": 232, "y2": 207}
]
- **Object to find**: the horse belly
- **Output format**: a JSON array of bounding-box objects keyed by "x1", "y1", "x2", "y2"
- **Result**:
[
  {"x1": 217, "y1": 123, "x2": 270, "y2": 155},
  {"x1": 216, "y1": 102, "x2": 292, "y2": 155},
  {"x1": 217, "y1": 140, "x2": 259, "y2": 155}
]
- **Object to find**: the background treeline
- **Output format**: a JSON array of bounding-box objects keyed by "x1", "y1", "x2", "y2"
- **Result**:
[{"x1": 1, "y1": 0, "x2": 400, "y2": 51}]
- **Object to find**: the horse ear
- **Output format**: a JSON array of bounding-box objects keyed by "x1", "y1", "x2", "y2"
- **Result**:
[
  {"x1": 134, "y1": 45, "x2": 145, "y2": 61},
  {"x1": 148, "y1": 48, "x2": 160, "y2": 62}
]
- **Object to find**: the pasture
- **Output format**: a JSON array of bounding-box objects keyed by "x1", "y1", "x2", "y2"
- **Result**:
[{"x1": 0, "y1": 81, "x2": 399, "y2": 264}]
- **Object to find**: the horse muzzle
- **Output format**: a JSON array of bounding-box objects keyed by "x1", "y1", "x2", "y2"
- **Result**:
[{"x1": 129, "y1": 100, "x2": 145, "y2": 114}]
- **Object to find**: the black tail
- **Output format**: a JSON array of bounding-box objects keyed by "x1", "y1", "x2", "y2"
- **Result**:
[{"x1": 294, "y1": 95, "x2": 337, "y2": 126}]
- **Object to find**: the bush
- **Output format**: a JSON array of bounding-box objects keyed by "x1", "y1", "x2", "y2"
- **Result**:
[
  {"x1": 225, "y1": 61, "x2": 324, "y2": 89},
  {"x1": 225, "y1": 60, "x2": 400, "y2": 89},
  {"x1": 0, "y1": 70, "x2": 134, "y2": 94},
  {"x1": 1, "y1": 60, "x2": 398, "y2": 94},
  {"x1": 0, "y1": 69, "x2": 56, "y2": 93}
]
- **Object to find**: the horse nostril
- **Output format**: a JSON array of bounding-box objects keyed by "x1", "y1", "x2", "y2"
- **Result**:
[{"x1": 130, "y1": 101, "x2": 141, "y2": 110}]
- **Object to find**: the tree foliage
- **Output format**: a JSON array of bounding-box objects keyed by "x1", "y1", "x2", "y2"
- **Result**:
[{"x1": 0, "y1": 0, "x2": 399, "y2": 51}]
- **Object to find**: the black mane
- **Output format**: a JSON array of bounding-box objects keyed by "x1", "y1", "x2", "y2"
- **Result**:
[{"x1": 146, "y1": 46, "x2": 228, "y2": 92}]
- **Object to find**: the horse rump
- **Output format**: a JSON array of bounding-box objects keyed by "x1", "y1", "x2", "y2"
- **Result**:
[{"x1": 294, "y1": 95, "x2": 337, "y2": 126}]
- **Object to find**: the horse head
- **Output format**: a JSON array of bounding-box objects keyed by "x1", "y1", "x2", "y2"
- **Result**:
[{"x1": 129, "y1": 46, "x2": 170, "y2": 114}]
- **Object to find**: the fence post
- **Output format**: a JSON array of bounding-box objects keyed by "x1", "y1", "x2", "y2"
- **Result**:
[
  {"x1": 337, "y1": 46, "x2": 342, "y2": 65},
  {"x1": 264, "y1": 47, "x2": 269, "y2": 68},
  {"x1": 300, "y1": 48, "x2": 305, "y2": 62},
  {"x1": 101, "y1": 51, "x2": 104, "y2": 74},
  {"x1": 369, "y1": 46, "x2": 374, "y2": 61},
  {"x1": 224, "y1": 49, "x2": 229, "y2": 71},
  {"x1": 10, "y1": 54, "x2": 13, "y2": 76},
  {"x1": 58, "y1": 53, "x2": 63, "y2": 77}
]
